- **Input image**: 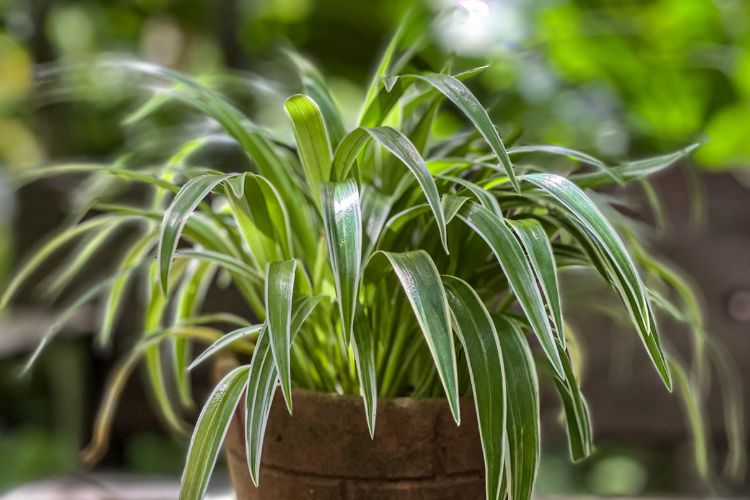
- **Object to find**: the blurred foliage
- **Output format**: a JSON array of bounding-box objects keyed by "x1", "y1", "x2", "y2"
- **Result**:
[
  {"x1": 0, "y1": 0, "x2": 746, "y2": 171},
  {"x1": 0, "y1": 343, "x2": 85, "y2": 490},
  {"x1": 531, "y1": 0, "x2": 750, "y2": 169},
  {"x1": 125, "y1": 432, "x2": 186, "y2": 475},
  {"x1": 0, "y1": 426, "x2": 77, "y2": 491}
]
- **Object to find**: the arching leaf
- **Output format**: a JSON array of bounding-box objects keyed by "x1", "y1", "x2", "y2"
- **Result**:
[
  {"x1": 246, "y1": 296, "x2": 322, "y2": 485},
  {"x1": 332, "y1": 126, "x2": 448, "y2": 252},
  {"x1": 524, "y1": 173, "x2": 671, "y2": 389},
  {"x1": 495, "y1": 316, "x2": 540, "y2": 500},
  {"x1": 369, "y1": 250, "x2": 460, "y2": 423},
  {"x1": 179, "y1": 365, "x2": 249, "y2": 500},
  {"x1": 508, "y1": 218, "x2": 564, "y2": 347},
  {"x1": 265, "y1": 260, "x2": 298, "y2": 412},
  {"x1": 452, "y1": 199, "x2": 564, "y2": 378},
  {"x1": 158, "y1": 173, "x2": 229, "y2": 293},
  {"x1": 443, "y1": 276, "x2": 506, "y2": 500},
  {"x1": 285, "y1": 94, "x2": 333, "y2": 210}
]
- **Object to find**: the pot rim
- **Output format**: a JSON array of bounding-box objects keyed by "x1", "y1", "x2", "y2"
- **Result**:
[{"x1": 287, "y1": 386, "x2": 473, "y2": 408}]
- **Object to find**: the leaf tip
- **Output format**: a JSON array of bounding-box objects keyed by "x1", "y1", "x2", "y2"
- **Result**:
[
  {"x1": 281, "y1": 383, "x2": 294, "y2": 414},
  {"x1": 448, "y1": 396, "x2": 461, "y2": 426},
  {"x1": 366, "y1": 416, "x2": 376, "y2": 439}
]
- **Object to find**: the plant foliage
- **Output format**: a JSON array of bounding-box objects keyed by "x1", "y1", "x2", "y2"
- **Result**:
[{"x1": 3, "y1": 27, "x2": 744, "y2": 500}]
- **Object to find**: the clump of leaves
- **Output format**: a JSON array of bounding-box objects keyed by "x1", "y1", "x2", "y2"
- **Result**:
[{"x1": 3, "y1": 26, "x2": 744, "y2": 500}]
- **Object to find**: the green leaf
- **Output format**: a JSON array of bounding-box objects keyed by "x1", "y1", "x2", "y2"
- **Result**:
[
  {"x1": 285, "y1": 94, "x2": 333, "y2": 210},
  {"x1": 179, "y1": 364, "x2": 249, "y2": 500},
  {"x1": 371, "y1": 250, "x2": 460, "y2": 423},
  {"x1": 574, "y1": 143, "x2": 700, "y2": 188},
  {"x1": 359, "y1": 17, "x2": 409, "y2": 124},
  {"x1": 495, "y1": 316, "x2": 540, "y2": 500},
  {"x1": 22, "y1": 270, "x2": 127, "y2": 374},
  {"x1": 82, "y1": 325, "x2": 225, "y2": 466},
  {"x1": 265, "y1": 259, "x2": 298, "y2": 412},
  {"x1": 524, "y1": 173, "x2": 672, "y2": 389},
  {"x1": 144, "y1": 261, "x2": 190, "y2": 435},
  {"x1": 225, "y1": 173, "x2": 294, "y2": 270},
  {"x1": 244, "y1": 326, "x2": 276, "y2": 486},
  {"x1": 670, "y1": 357, "x2": 709, "y2": 479},
  {"x1": 42, "y1": 223, "x2": 121, "y2": 299},
  {"x1": 172, "y1": 261, "x2": 216, "y2": 407},
  {"x1": 321, "y1": 180, "x2": 362, "y2": 342},
  {"x1": 438, "y1": 174, "x2": 503, "y2": 218},
  {"x1": 508, "y1": 144, "x2": 622, "y2": 184},
  {"x1": 402, "y1": 73, "x2": 519, "y2": 191},
  {"x1": 453, "y1": 200, "x2": 564, "y2": 378},
  {"x1": 360, "y1": 186, "x2": 393, "y2": 259},
  {"x1": 285, "y1": 50, "x2": 346, "y2": 145},
  {"x1": 158, "y1": 173, "x2": 229, "y2": 293},
  {"x1": 553, "y1": 346, "x2": 594, "y2": 461},
  {"x1": 508, "y1": 218, "x2": 564, "y2": 347},
  {"x1": 14, "y1": 163, "x2": 179, "y2": 192},
  {"x1": 352, "y1": 310, "x2": 377, "y2": 438},
  {"x1": 246, "y1": 297, "x2": 321, "y2": 485},
  {"x1": 176, "y1": 249, "x2": 262, "y2": 283},
  {"x1": 189, "y1": 324, "x2": 264, "y2": 370},
  {"x1": 1, "y1": 215, "x2": 120, "y2": 308},
  {"x1": 442, "y1": 276, "x2": 506, "y2": 500},
  {"x1": 333, "y1": 126, "x2": 448, "y2": 252},
  {"x1": 99, "y1": 230, "x2": 157, "y2": 348}
]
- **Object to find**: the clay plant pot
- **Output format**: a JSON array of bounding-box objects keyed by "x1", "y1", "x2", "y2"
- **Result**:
[{"x1": 215, "y1": 360, "x2": 485, "y2": 499}]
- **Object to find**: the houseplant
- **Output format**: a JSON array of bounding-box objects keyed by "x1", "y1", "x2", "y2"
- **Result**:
[{"x1": 3, "y1": 24, "x2": 744, "y2": 500}]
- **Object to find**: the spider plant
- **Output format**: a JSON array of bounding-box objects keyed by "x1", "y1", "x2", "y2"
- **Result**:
[{"x1": 3, "y1": 25, "x2": 744, "y2": 500}]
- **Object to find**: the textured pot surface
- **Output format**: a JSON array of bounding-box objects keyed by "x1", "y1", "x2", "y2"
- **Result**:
[{"x1": 222, "y1": 383, "x2": 484, "y2": 499}]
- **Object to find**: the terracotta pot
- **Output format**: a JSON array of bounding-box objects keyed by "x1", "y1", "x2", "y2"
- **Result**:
[{"x1": 216, "y1": 361, "x2": 485, "y2": 499}]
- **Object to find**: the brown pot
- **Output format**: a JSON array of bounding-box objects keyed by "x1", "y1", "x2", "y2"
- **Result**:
[{"x1": 217, "y1": 363, "x2": 485, "y2": 499}]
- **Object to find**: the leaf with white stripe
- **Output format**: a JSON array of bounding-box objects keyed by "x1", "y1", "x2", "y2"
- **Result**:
[{"x1": 179, "y1": 364, "x2": 249, "y2": 500}]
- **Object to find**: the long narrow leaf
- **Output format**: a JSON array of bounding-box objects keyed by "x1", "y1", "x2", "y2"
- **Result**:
[
  {"x1": 508, "y1": 144, "x2": 622, "y2": 184},
  {"x1": 352, "y1": 310, "x2": 377, "y2": 438},
  {"x1": 42, "y1": 224, "x2": 120, "y2": 299},
  {"x1": 265, "y1": 259, "x2": 298, "y2": 412},
  {"x1": 371, "y1": 250, "x2": 460, "y2": 423},
  {"x1": 99, "y1": 230, "x2": 157, "y2": 347},
  {"x1": 359, "y1": 16, "x2": 409, "y2": 124},
  {"x1": 495, "y1": 316, "x2": 540, "y2": 500},
  {"x1": 285, "y1": 94, "x2": 333, "y2": 210},
  {"x1": 453, "y1": 200, "x2": 564, "y2": 377},
  {"x1": 158, "y1": 173, "x2": 229, "y2": 293},
  {"x1": 1, "y1": 215, "x2": 120, "y2": 308},
  {"x1": 670, "y1": 357, "x2": 709, "y2": 479},
  {"x1": 189, "y1": 324, "x2": 264, "y2": 370},
  {"x1": 333, "y1": 126, "x2": 448, "y2": 252},
  {"x1": 285, "y1": 50, "x2": 346, "y2": 145},
  {"x1": 574, "y1": 143, "x2": 700, "y2": 188},
  {"x1": 246, "y1": 296, "x2": 321, "y2": 485},
  {"x1": 402, "y1": 73, "x2": 519, "y2": 191},
  {"x1": 508, "y1": 218, "x2": 565, "y2": 347},
  {"x1": 443, "y1": 276, "x2": 505, "y2": 500},
  {"x1": 524, "y1": 173, "x2": 671, "y2": 388},
  {"x1": 225, "y1": 173, "x2": 293, "y2": 269},
  {"x1": 321, "y1": 180, "x2": 362, "y2": 342},
  {"x1": 172, "y1": 261, "x2": 216, "y2": 406},
  {"x1": 179, "y1": 364, "x2": 249, "y2": 500}
]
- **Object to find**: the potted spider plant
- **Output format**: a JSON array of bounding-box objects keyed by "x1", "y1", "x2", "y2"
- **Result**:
[{"x1": 3, "y1": 24, "x2": 742, "y2": 500}]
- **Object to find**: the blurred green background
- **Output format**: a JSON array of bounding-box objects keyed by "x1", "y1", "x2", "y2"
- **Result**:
[{"x1": 1, "y1": 0, "x2": 749, "y2": 497}]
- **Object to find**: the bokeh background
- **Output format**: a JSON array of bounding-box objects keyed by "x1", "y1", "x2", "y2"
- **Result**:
[{"x1": 1, "y1": 0, "x2": 749, "y2": 497}]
